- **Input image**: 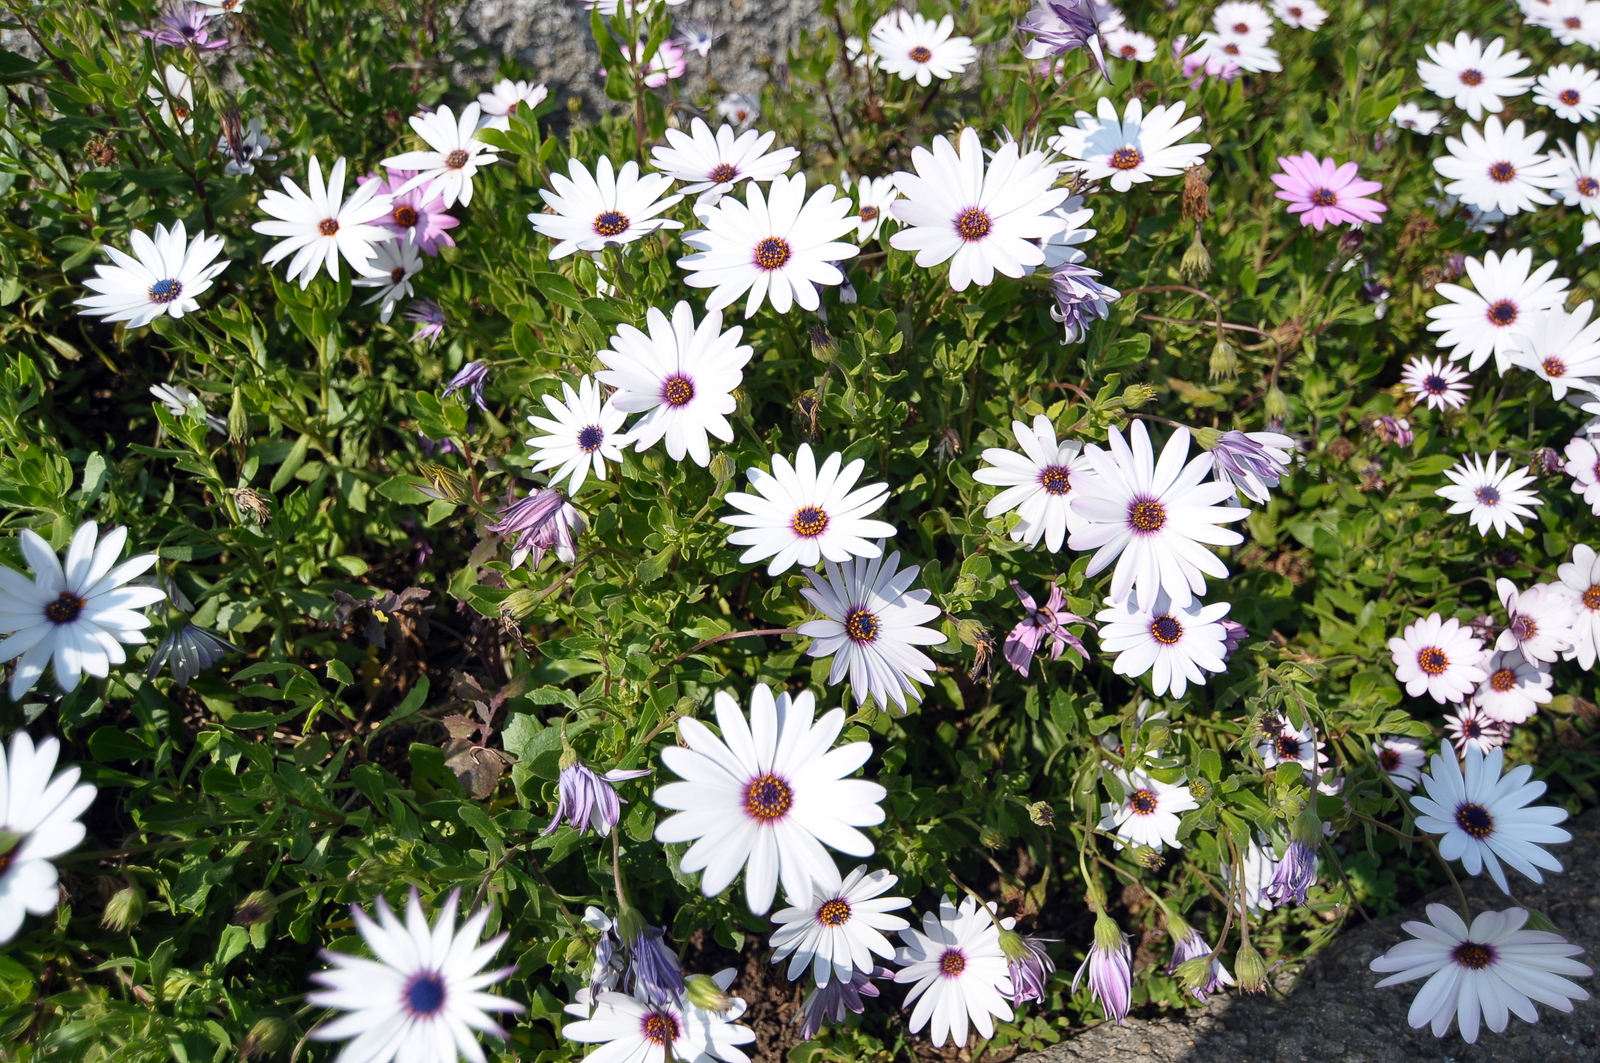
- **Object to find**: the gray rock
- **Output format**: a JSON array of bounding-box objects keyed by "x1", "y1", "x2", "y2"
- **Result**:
[{"x1": 1017, "y1": 806, "x2": 1600, "y2": 1063}]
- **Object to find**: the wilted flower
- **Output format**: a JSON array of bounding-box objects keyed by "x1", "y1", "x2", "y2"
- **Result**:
[
  {"x1": 441, "y1": 360, "x2": 490, "y2": 410},
  {"x1": 998, "y1": 929, "x2": 1056, "y2": 1005},
  {"x1": 489, "y1": 487, "x2": 584, "y2": 569},
  {"x1": 1233, "y1": 940, "x2": 1268, "y2": 991},
  {"x1": 1219, "y1": 618, "x2": 1249, "y2": 661},
  {"x1": 143, "y1": 623, "x2": 240, "y2": 687},
  {"x1": 616, "y1": 907, "x2": 686, "y2": 1005},
  {"x1": 796, "y1": 966, "x2": 888, "y2": 1039},
  {"x1": 1048, "y1": 261, "x2": 1120, "y2": 343},
  {"x1": 1072, "y1": 912, "x2": 1131, "y2": 1023},
  {"x1": 1003, "y1": 580, "x2": 1091, "y2": 676},
  {"x1": 218, "y1": 112, "x2": 277, "y2": 176},
  {"x1": 583, "y1": 907, "x2": 626, "y2": 995},
  {"x1": 1166, "y1": 924, "x2": 1234, "y2": 1002},
  {"x1": 541, "y1": 759, "x2": 651, "y2": 837},
  {"x1": 141, "y1": 2, "x2": 228, "y2": 49},
  {"x1": 405, "y1": 299, "x2": 447, "y2": 347},
  {"x1": 1372, "y1": 414, "x2": 1413, "y2": 447},
  {"x1": 1263, "y1": 808, "x2": 1320, "y2": 906},
  {"x1": 1201, "y1": 429, "x2": 1294, "y2": 505},
  {"x1": 1018, "y1": 0, "x2": 1109, "y2": 79}
]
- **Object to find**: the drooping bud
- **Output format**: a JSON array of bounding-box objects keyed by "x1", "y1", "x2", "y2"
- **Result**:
[
  {"x1": 1208, "y1": 334, "x2": 1238, "y2": 379},
  {"x1": 1180, "y1": 228, "x2": 1213, "y2": 282},
  {"x1": 685, "y1": 973, "x2": 734, "y2": 1013},
  {"x1": 1234, "y1": 941, "x2": 1268, "y2": 992},
  {"x1": 228, "y1": 387, "x2": 249, "y2": 443},
  {"x1": 998, "y1": 928, "x2": 1056, "y2": 1005},
  {"x1": 1120, "y1": 383, "x2": 1156, "y2": 409},
  {"x1": 1264, "y1": 385, "x2": 1290, "y2": 424},
  {"x1": 102, "y1": 882, "x2": 147, "y2": 933},
  {"x1": 979, "y1": 826, "x2": 1005, "y2": 849},
  {"x1": 1073, "y1": 912, "x2": 1133, "y2": 1023}
]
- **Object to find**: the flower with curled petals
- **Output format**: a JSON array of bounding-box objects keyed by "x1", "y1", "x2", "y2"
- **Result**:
[{"x1": 652, "y1": 684, "x2": 886, "y2": 915}]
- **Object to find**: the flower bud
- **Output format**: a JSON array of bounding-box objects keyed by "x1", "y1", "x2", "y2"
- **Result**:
[
  {"x1": 1120, "y1": 383, "x2": 1156, "y2": 409},
  {"x1": 1027, "y1": 801, "x2": 1055, "y2": 826},
  {"x1": 1264, "y1": 385, "x2": 1290, "y2": 423},
  {"x1": 1173, "y1": 956, "x2": 1215, "y2": 992},
  {"x1": 1187, "y1": 776, "x2": 1213, "y2": 802},
  {"x1": 102, "y1": 882, "x2": 147, "y2": 933},
  {"x1": 228, "y1": 387, "x2": 249, "y2": 443},
  {"x1": 684, "y1": 973, "x2": 734, "y2": 1013},
  {"x1": 1208, "y1": 335, "x2": 1238, "y2": 379},
  {"x1": 233, "y1": 890, "x2": 278, "y2": 926},
  {"x1": 1234, "y1": 941, "x2": 1267, "y2": 992},
  {"x1": 979, "y1": 826, "x2": 1005, "y2": 849},
  {"x1": 239, "y1": 1017, "x2": 288, "y2": 1060},
  {"x1": 1180, "y1": 228, "x2": 1212, "y2": 281},
  {"x1": 641, "y1": 233, "x2": 665, "y2": 261},
  {"x1": 1131, "y1": 844, "x2": 1165, "y2": 870}
]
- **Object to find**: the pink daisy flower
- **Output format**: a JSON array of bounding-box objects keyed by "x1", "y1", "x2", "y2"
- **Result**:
[
  {"x1": 360, "y1": 169, "x2": 460, "y2": 256},
  {"x1": 1270, "y1": 151, "x2": 1387, "y2": 231}
]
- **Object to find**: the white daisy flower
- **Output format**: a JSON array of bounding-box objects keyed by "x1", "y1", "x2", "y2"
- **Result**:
[
  {"x1": 1189, "y1": 33, "x2": 1281, "y2": 73},
  {"x1": 149, "y1": 64, "x2": 194, "y2": 132},
  {"x1": 867, "y1": 10, "x2": 976, "y2": 86},
  {"x1": 1371, "y1": 903, "x2": 1591, "y2": 1045},
  {"x1": 974, "y1": 415, "x2": 1095, "y2": 553},
  {"x1": 1529, "y1": 0, "x2": 1600, "y2": 46},
  {"x1": 1434, "y1": 117, "x2": 1564, "y2": 217},
  {"x1": 797, "y1": 547, "x2": 944, "y2": 713},
  {"x1": 525, "y1": 376, "x2": 629, "y2": 494},
  {"x1": 678, "y1": 173, "x2": 859, "y2": 318},
  {"x1": 1104, "y1": 27, "x2": 1157, "y2": 62},
  {"x1": 1425, "y1": 249, "x2": 1569, "y2": 372},
  {"x1": 1473, "y1": 649, "x2": 1552, "y2": 724},
  {"x1": 1410, "y1": 744, "x2": 1570, "y2": 894},
  {"x1": 653, "y1": 684, "x2": 887, "y2": 915},
  {"x1": 0, "y1": 522, "x2": 165, "y2": 700},
  {"x1": 769, "y1": 866, "x2": 910, "y2": 986},
  {"x1": 1270, "y1": 0, "x2": 1327, "y2": 28},
  {"x1": 381, "y1": 104, "x2": 497, "y2": 209},
  {"x1": 1387, "y1": 612, "x2": 1487, "y2": 704},
  {"x1": 150, "y1": 382, "x2": 226, "y2": 434},
  {"x1": 562, "y1": 973, "x2": 754, "y2": 1063},
  {"x1": 253, "y1": 156, "x2": 394, "y2": 289},
  {"x1": 1417, "y1": 34, "x2": 1533, "y2": 119},
  {"x1": 889, "y1": 128, "x2": 1068, "y2": 292},
  {"x1": 1436, "y1": 453, "x2": 1541, "y2": 538},
  {"x1": 352, "y1": 232, "x2": 423, "y2": 324},
  {"x1": 1390, "y1": 102, "x2": 1443, "y2": 135},
  {"x1": 528, "y1": 156, "x2": 683, "y2": 260},
  {"x1": 594, "y1": 301, "x2": 751, "y2": 467},
  {"x1": 1557, "y1": 543, "x2": 1600, "y2": 668},
  {"x1": 1535, "y1": 64, "x2": 1600, "y2": 122},
  {"x1": 1051, "y1": 98, "x2": 1212, "y2": 193},
  {"x1": 476, "y1": 78, "x2": 548, "y2": 129},
  {"x1": 1213, "y1": 1, "x2": 1274, "y2": 44},
  {"x1": 717, "y1": 93, "x2": 760, "y2": 127},
  {"x1": 74, "y1": 221, "x2": 228, "y2": 329},
  {"x1": 1095, "y1": 591, "x2": 1231, "y2": 698},
  {"x1": 1567, "y1": 438, "x2": 1600, "y2": 516},
  {"x1": 850, "y1": 175, "x2": 900, "y2": 242},
  {"x1": 893, "y1": 896, "x2": 1014, "y2": 1049},
  {"x1": 649, "y1": 118, "x2": 799, "y2": 207},
  {"x1": 1446, "y1": 705, "x2": 1511, "y2": 755},
  {"x1": 1040, "y1": 200, "x2": 1097, "y2": 269},
  {"x1": 1067, "y1": 419, "x2": 1249, "y2": 610},
  {"x1": 1400, "y1": 356, "x2": 1471, "y2": 410},
  {"x1": 1258, "y1": 717, "x2": 1326, "y2": 774},
  {"x1": 1554, "y1": 133, "x2": 1600, "y2": 216},
  {"x1": 1495, "y1": 578, "x2": 1576, "y2": 665},
  {"x1": 1097, "y1": 769, "x2": 1198, "y2": 850},
  {"x1": 1509, "y1": 302, "x2": 1600, "y2": 397},
  {"x1": 308, "y1": 889, "x2": 524, "y2": 1063},
  {"x1": 0, "y1": 732, "x2": 96, "y2": 943},
  {"x1": 720, "y1": 444, "x2": 896, "y2": 576},
  {"x1": 1374, "y1": 737, "x2": 1427, "y2": 792}
]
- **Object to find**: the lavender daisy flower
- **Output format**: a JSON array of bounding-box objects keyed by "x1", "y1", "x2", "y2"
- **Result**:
[
  {"x1": 1219, "y1": 618, "x2": 1249, "y2": 661},
  {"x1": 143, "y1": 623, "x2": 239, "y2": 687},
  {"x1": 1048, "y1": 262, "x2": 1120, "y2": 344},
  {"x1": 1003, "y1": 580, "x2": 1090, "y2": 676},
  {"x1": 141, "y1": 2, "x2": 228, "y2": 49},
  {"x1": 441, "y1": 360, "x2": 490, "y2": 411},
  {"x1": 1203, "y1": 430, "x2": 1294, "y2": 505},
  {"x1": 488, "y1": 487, "x2": 584, "y2": 569},
  {"x1": 1263, "y1": 817, "x2": 1320, "y2": 907},
  {"x1": 1166, "y1": 925, "x2": 1234, "y2": 1002},
  {"x1": 616, "y1": 909, "x2": 685, "y2": 1005},
  {"x1": 405, "y1": 299, "x2": 446, "y2": 347},
  {"x1": 541, "y1": 759, "x2": 651, "y2": 837},
  {"x1": 796, "y1": 966, "x2": 888, "y2": 1038},
  {"x1": 999, "y1": 930, "x2": 1056, "y2": 1005},
  {"x1": 676, "y1": 19, "x2": 723, "y2": 57},
  {"x1": 1072, "y1": 912, "x2": 1131, "y2": 1024},
  {"x1": 1018, "y1": 0, "x2": 1109, "y2": 80}
]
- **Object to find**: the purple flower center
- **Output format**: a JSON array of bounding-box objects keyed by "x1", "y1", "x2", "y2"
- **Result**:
[
  {"x1": 445, "y1": 149, "x2": 470, "y2": 169},
  {"x1": 909, "y1": 45, "x2": 933, "y2": 62},
  {"x1": 662, "y1": 375, "x2": 695, "y2": 407},
  {"x1": 1486, "y1": 300, "x2": 1518, "y2": 326},
  {"x1": 1423, "y1": 374, "x2": 1448, "y2": 395},
  {"x1": 318, "y1": 218, "x2": 340, "y2": 237},
  {"x1": 1109, "y1": 146, "x2": 1143, "y2": 171},
  {"x1": 745, "y1": 773, "x2": 794, "y2": 820},
  {"x1": 1149, "y1": 615, "x2": 1183, "y2": 644},
  {"x1": 1039, "y1": 465, "x2": 1072, "y2": 495},
  {"x1": 1561, "y1": 88, "x2": 1583, "y2": 106},
  {"x1": 1127, "y1": 498, "x2": 1167, "y2": 533},
  {"x1": 858, "y1": 204, "x2": 879, "y2": 222},
  {"x1": 954, "y1": 208, "x2": 992, "y2": 241},
  {"x1": 1128, "y1": 788, "x2": 1159, "y2": 815},
  {"x1": 1474, "y1": 485, "x2": 1501, "y2": 506},
  {"x1": 1454, "y1": 801, "x2": 1495, "y2": 838},
  {"x1": 791, "y1": 506, "x2": 829, "y2": 538},
  {"x1": 44, "y1": 591, "x2": 86, "y2": 625},
  {"x1": 642, "y1": 1011, "x2": 681, "y2": 1045},
  {"x1": 755, "y1": 236, "x2": 792, "y2": 270},
  {"x1": 1378, "y1": 749, "x2": 1401, "y2": 771},
  {"x1": 1543, "y1": 356, "x2": 1567, "y2": 377},
  {"x1": 708, "y1": 162, "x2": 739, "y2": 183},
  {"x1": 1417, "y1": 646, "x2": 1449, "y2": 675},
  {"x1": 1459, "y1": 68, "x2": 1484, "y2": 86},
  {"x1": 1274, "y1": 735, "x2": 1302, "y2": 760},
  {"x1": 1488, "y1": 161, "x2": 1516, "y2": 183},
  {"x1": 403, "y1": 971, "x2": 447, "y2": 1017},
  {"x1": 1584, "y1": 584, "x2": 1600, "y2": 611},
  {"x1": 1580, "y1": 176, "x2": 1600, "y2": 197},
  {"x1": 844, "y1": 606, "x2": 880, "y2": 644},
  {"x1": 577, "y1": 425, "x2": 605, "y2": 452},
  {"x1": 1452, "y1": 941, "x2": 1495, "y2": 969},
  {"x1": 148, "y1": 278, "x2": 183, "y2": 304},
  {"x1": 1310, "y1": 187, "x2": 1338, "y2": 207},
  {"x1": 938, "y1": 948, "x2": 967, "y2": 976},
  {"x1": 593, "y1": 210, "x2": 630, "y2": 237}
]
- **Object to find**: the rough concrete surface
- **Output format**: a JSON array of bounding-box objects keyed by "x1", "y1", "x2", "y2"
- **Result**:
[{"x1": 1016, "y1": 806, "x2": 1600, "y2": 1063}]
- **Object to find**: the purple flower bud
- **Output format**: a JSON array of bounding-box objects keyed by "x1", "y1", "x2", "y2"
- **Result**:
[
  {"x1": 1262, "y1": 838, "x2": 1318, "y2": 907},
  {"x1": 1048, "y1": 262, "x2": 1120, "y2": 344},
  {"x1": 488, "y1": 488, "x2": 584, "y2": 569},
  {"x1": 616, "y1": 909, "x2": 686, "y2": 1006},
  {"x1": 1018, "y1": 0, "x2": 1109, "y2": 80},
  {"x1": 1206, "y1": 430, "x2": 1293, "y2": 505},
  {"x1": 1073, "y1": 913, "x2": 1131, "y2": 1024},
  {"x1": 405, "y1": 299, "x2": 447, "y2": 348},
  {"x1": 796, "y1": 966, "x2": 888, "y2": 1038},
  {"x1": 999, "y1": 930, "x2": 1056, "y2": 1005},
  {"x1": 141, "y1": 2, "x2": 228, "y2": 50},
  {"x1": 441, "y1": 359, "x2": 491, "y2": 411},
  {"x1": 1219, "y1": 619, "x2": 1248, "y2": 662},
  {"x1": 1003, "y1": 581, "x2": 1091, "y2": 677},
  {"x1": 541, "y1": 761, "x2": 652, "y2": 837},
  {"x1": 1166, "y1": 928, "x2": 1234, "y2": 1002}
]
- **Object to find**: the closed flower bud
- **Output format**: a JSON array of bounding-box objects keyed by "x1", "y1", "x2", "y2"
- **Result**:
[
  {"x1": 1174, "y1": 955, "x2": 1215, "y2": 992},
  {"x1": 228, "y1": 387, "x2": 249, "y2": 443},
  {"x1": 1234, "y1": 941, "x2": 1267, "y2": 992},
  {"x1": 1120, "y1": 383, "x2": 1156, "y2": 409},
  {"x1": 1187, "y1": 776, "x2": 1213, "y2": 802},
  {"x1": 233, "y1": 890, "x2": 278, "y2": 926},
  {"x1": 239, "y1": 1017, "x2": 288, "y2": 1060},
  {"x1": 1131, "y1": 844, "x2": 1164, "y2": 869},
  {"x1": 1180, "y1": 228, "x2": 1212, "y2": 282},
  {"x1": 641, "y1": 233, "x2": 665, "y2": 261},
  {"x1": 1264, "y1": 385, "x2": 1290, "y2": 423},
  {"x1": 102, "y1": 882, "x2": 147, "y2": 932},
  {"x1": 808, "y1": 325, "x2": 835, "y2": 359},
  {"x1": 980, "y1": 826, "x2": 1005, "y2": 849},
  {"x1": 1208, "y1": 335, "x2": 1238, "y2": 380},
  {"x1": 684, "y1": 973, "x2": 733, "y2": 1013},
  {"x1": 1145, "y1": 724, "x2": 1171, "y2": 748},
  {"x1": 1027, "y1": 800, "x2": 1055, "y2": 826}
]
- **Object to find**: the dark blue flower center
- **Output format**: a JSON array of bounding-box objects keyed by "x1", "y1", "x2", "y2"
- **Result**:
[
  {"x1": 844, "y1": 607, "x2": 880, "y2": 644},
  {"x1": 45, "y1": 592, "x2": 85, "y2": 625},
  {"x1": 744, "y1": 773, "x2": 793, "y2": 820},
  {"x1": 577, "y1": 425, "x2": 605, "y2": 452},
  {"x1": 1310, "y1": 188, "x2": 1337, "y2": 207},
  {"x1": 1486, "y1": 300, "x2": 1517, "y2": 326},
  {"x1": 404, "y1": 971, "x2": 447, "y2": 1016},
  {"x1": 148, "y1": 278, "x2": 183, "y2": 304},
  {"x1": 1454, "y1": 802, "x2": 1494, "y2": 839}
]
